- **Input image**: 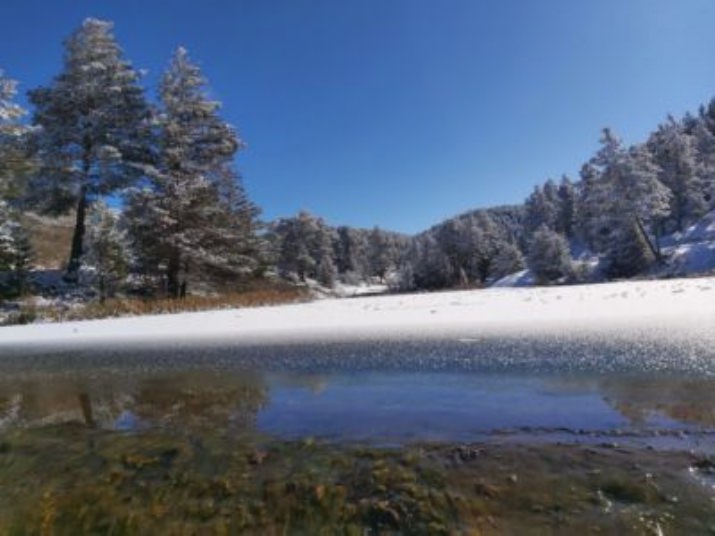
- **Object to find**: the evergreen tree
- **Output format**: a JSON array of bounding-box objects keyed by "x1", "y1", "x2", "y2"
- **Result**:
[
  {"x1": 611, "y1": 143, "x2": 671, "y2": 260},
  {"x1": 0, "y1": 69, "x2": 31, "y2": 200},
  {"x1": 527, "y1": 226, "x2": 572, "y2": 284},
  {"x1": 580, "y1": 129, "x2": 670, "y2": 261},
  {"x1": 648, "y1": 118, "x2": 705, "y2": 232},
  {"x1": 126, "y1": 47, "x2": 260, "y2": 297},
  {"x1": 82, "y1": 202, "x2": 128, "y2": 302},
  {"x1": 0, "y1": 200, "x2": 33, "y2": 296},
  {"x1": 317, "y1": 255, "x2": 337, "y2": 288},
  {"x1": 491, "y1": 242, "x2": 525, "y2": 280},
  {"x1": 334, "y1": 226, "x2": 370, "y2": 279},
  {"x1": 410, "y1": 234, "x2": 452, "y2": 289},
  {"x1": 368, "y1": 227, "x2": 400, "y2": 282},
  {"x1": 466, "y1": 212, "x2": 502, "y2": 284},
  {"x1": 605, "y1": 220, "x2": 656, "y2": 278},
  {"x1": 274, "y1": 211, "x2": 333, "y2": 282},
  {"x1": 556, "y1": 175, "x2": 576, "y2": 239},
  {"x1": 576, "y1": 162, "x2": 611, "y2": 251},
  {"x1": 28, "y1": 18, "x2": 151, "y2": 280}
]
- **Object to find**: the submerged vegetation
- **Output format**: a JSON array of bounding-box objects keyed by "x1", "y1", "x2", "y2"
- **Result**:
[
  {"x1": 0, "y1": 367, "x2": 715, "y2": 533},
  {"x1": 1, "y1": 425, "x2": 713, "y2": 534}
]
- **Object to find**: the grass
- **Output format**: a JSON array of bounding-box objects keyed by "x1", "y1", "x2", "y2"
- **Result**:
[
  {"x1": 19, "y1": 212, "x2": 74, "y2": 270},
  {"x1": 1, "y1": 281, "x2": 310, "y2": 325},
  {"x1": 67, "y1": 286, "x2": 310, "y2": 321}
]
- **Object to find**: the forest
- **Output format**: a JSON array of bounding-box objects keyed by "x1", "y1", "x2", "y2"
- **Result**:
[{"x1": 1, "y1": 18, "x2": 714, "y2": 313}]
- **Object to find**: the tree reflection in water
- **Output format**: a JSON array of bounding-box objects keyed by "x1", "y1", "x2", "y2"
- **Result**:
[{"x1": 0, "y1": 370, "x2": 269, "y2": 435}]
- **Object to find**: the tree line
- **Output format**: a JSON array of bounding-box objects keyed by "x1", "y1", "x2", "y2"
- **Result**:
[
  {"x1": 394, "y1": 116, "x2": 715, "y2": 289},
  {"x1": 2, "y1": 17, "x2": 715, "y2": 303}
]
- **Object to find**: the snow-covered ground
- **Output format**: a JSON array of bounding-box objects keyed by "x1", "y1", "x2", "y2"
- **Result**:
[
  {"x1": 1, "y1": 276, "x2": 714, "y2": 350},
  {"x1": 660, "y1": 211, "x2": 715, "y2": 276}
]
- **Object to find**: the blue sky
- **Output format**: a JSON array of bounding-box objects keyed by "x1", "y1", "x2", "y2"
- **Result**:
[{"x1": 3, "y1": 1, "x2": 715, "y2": 233}]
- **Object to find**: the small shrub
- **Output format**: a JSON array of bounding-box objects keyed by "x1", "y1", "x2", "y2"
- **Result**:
[{"x1": 1, "y1": 307, "x2": 37, "y2": 326}]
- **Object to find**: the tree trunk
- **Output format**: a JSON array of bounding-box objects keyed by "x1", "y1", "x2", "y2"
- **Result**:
[
  {"x1": 166, "y1": 254, "x2": 181, "y2": 298},
  {"x1": 65, "y1": 185, "x2": 88, "y2": 282},
  {"x1": 634, "y1": 216, "x2": 661, "y2": 263}
]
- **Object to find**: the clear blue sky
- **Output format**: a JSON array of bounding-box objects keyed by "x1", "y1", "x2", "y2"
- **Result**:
[{"x1": 2, "y1": 1, "x2": 715, "y2": 233}]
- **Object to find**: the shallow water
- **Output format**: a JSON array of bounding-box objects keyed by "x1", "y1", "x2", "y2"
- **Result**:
[
  {"x1": 2, "y1": 362, "x2": 715, "y2": 444},
  {"x1": 2, "y1": 345, "x2": 715, "y2": 533}
]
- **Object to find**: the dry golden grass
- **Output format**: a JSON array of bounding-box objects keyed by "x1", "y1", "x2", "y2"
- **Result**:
[
  {"x1": 41, "y1": 284, "x2": 311, "y2": 323},
  {"x1": 20, "y1": 212, "x2": 74, "y2": 270}
]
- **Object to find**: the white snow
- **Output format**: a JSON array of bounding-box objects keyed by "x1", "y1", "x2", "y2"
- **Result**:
[
  {"x1": 333, "y1": 281, "x2": 389, "y2": 297},
  {"x1": 1, "y1": 276, "x2": 714, "y2": 349}
]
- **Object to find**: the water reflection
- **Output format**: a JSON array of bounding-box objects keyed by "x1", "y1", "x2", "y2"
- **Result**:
[
  {"x1": 2, "y1": 369, "x2": 715, "y2": 441},
  {"x1": 599, "y1": 376, "x2": 715, "y2": 427},
  {"x1": 0, "y1": 371, "x2": 267, "y2": 435}
]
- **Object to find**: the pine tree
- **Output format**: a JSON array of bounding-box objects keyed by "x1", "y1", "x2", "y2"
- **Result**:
[
  {"x1": 28, "y1": 18, "x2": 151, "y2": 281},
  {"x1": 527, "y1": 226, "x2": 572, "y2": 284},
  {"x1": 317, "y1": 255, "x2": 337, "y2": 288},
  {"x1": 126, "y1": 47, "x2": 260, "y2": 297},
  {"x1": 576, "y1": 162, "x2": 611, "y2": 251},
  {"x1": 0, "y1": 200, "x2": 33, "y2": 297},
  {"x1": 334, "y1": 226, "x2": 370, "y2": 280},
  {"x1": 82, "y1": 202, "x2": 128, "y2": 302},
  {"x1": 648, "y1": 118, "x2": 704, "y2": 232},
  {"x1": 466, "y1": 212, "x2": 502, "y2": 284},
  {"x1": 0, "y1": 69, "x2": 31, "y2": 200},
  {"x1": 0, "y1": 70, "x2": 24, "y2": 132},
  {"x1": 368, "y1": 227, "x2": 397, "y2": 282},
  {"x1": 556, "y1": 175, "x2": 576, "y2": 239},
  {"x1": 580, "y1": 129, "x2": 670, "y2": 262},
  {"x1": 605, "y1": 221, "x2": 656, "y2": 278},
  {"x1": 410, "y1": 234, "x2": 452, "y2": 289},
  {"x1": 491, "y1": 242, "x2": 525, "y2": 280}
]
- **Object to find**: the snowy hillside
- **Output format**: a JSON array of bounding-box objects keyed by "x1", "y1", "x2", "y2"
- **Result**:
[{"x1": 660, "y1": 210, "x2": 715, "y2": 276}]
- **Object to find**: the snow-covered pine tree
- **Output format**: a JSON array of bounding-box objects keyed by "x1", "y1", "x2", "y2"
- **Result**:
[
  {"x1": 491, "y1": 241, "x2": 525, "y2": 280},
  {"x1": 368, "y1": 227, "x2": 397, "y2": 282},
  {"x1": 0, "y1": 200, "x2": 33, "y2": 296},
  {"x1": 273, "y1": 211, "x2": 336, "y2": 282},
  {"x1": 556, "y1": 176, "x2": 576, "y2": 239},
  {"x1": 409, "y1": 234, "x2": 452, "y2": 289},
  {"x1": 690, "y1": 119, "x2": 715, "y2": 212},
  {"x1": 647, "y1": 117, "x2": 705, "y2": 232},
  {"x1": 334, "y1": 226, "x2": 370, "y2": 281},
  {"x1": 527, "y1": 226, "x2": 572, "y2": 284},
  {"x1": 0, "y1": 69, "x2": 31, "y2": 200},
  {"x1": 28, "y1": 18, "x2": 151, "y2": 281},
  {"x1": 82, "y1": 202, "x2": 128, "y2": 302},
  {"x1": 579, "y1": 129, "x2": 670, "y2": 268},
  {"x1": 317, "y1": 255, "x2": 337, "y2": 288},
  {"x1": 576, "y1": 162, "x2": 610, "y2": 251},
  {"x1": 610, "y1": 143, "x2": 671, "y2": 261},
  {"x1": 0, "y1": 71, "x2": 23, "y2": 127},
  {"x1": 466, "y1": 212, "x2": 502, "y2": 284},
  {"x1": 126, "y1": 47, "x2": 260, "y2": 298},
  {"x1": 605, "y1": 220, "x2": 656, "y2": 278}
]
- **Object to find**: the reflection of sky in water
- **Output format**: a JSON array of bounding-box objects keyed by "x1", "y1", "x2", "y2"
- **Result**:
[
  {"x1": 257, "y1": 372, "x2": 687, "y2": 442},
  {"x1": 0, "y1": 366, "x2": 714, "y2": 444},
  {"x1": 114, "y1": 410, "x2": 138, "y2": 431}
]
